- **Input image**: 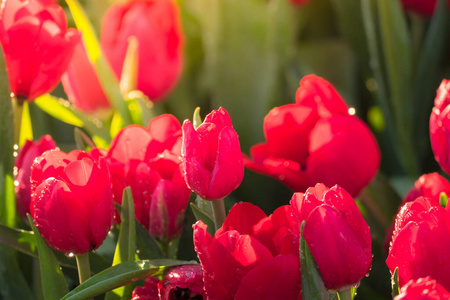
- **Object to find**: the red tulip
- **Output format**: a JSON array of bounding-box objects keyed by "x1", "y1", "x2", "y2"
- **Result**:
[
  {"x1": 400, "y1": 0, "x2": 449, "y2": 17},
  {"x1": 15, "y1": 135, "x2": 56, "y2": 219},
  {"x1": 181, "y1": 107, "x2": 244, "y2": 200},
  {"x1": 30, "y1": 149, "x2": 114, "y2": 254},
  {"x1": 430, "y1": 79, "x2": 450, "y2": 175},
  {"x1": 290, "y1": 183, "x2": 372, "y2": 290},
  {"x1": 193, "y1": 202, "x2": 301, "y2": 300},
  {"x1": 245, "y1": 75, "x2": 380, "y2": 197},
  {"x1": 131, "y1": 265, "x2": 206, "y2": 300},
  {"x1": 61, "y1": 40, "x2": 110, "y2": 114},
  {"x1": 100, "y1": 0, "x2": 183, "y2": 101},
  {"x1": 106, "y1": 114, "x2": 190, "y2": 241},
  {"x1": 395, "y1": 277, "x2": 450, "y2": 300},
  {"x1": 387, "y1": 197, "x2": 450, "y2": 289},
  {"x1": 0, "y1": 0, "x2": 80, "y2": 101},
  {"x1": 384, "y1": 172, "x2": 450, "y2": 252}
]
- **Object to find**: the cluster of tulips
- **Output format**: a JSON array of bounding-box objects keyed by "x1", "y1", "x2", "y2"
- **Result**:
[{"x1": 1, "y1": 0, "x2": 450, "y2": 299}]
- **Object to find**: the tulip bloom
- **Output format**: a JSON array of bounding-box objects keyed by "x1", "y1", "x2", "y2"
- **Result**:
[
  {"x1": 15, "y1": 135, "x2": 56, "y2": 219},
  {"x1": 0, "y1": 0, "x2": 80, "y2": 101},
  {"x1": 131, "y1": 265, "x2": 206, "y2": 299},
  {"x1": 387, "y1": 197, "x2": 450, "y2": 289},
  {"x1": 30, "y1": 150, "x2": 114, "y2": 254},
  {"x1": 193, "y1": 202, "x2": 301, "y2": 300},
  {"x1": 61, "y1": 40, "x2": 110, "y2": 115},
  {"x1": 106, "y1": 114, "x2": 190, "y2": 241},
  {"x1": 395, "y1": 277, "x2": 450, "y2": 300},
  {"x1": 291, "y1": 183, "x2": 372, "y2": 290},
  {"x1": 181, "y1": 107, "x2": 244, "y2": 200},
  {"x1": 430, "y1": 79, "x2": 450, "y2": 175},
  {"x1": 100, "y1": 0, "x2": 183, "y2": 101},
  {"x1": 384, "y1": 172, "x2": 450, "y2": 252},
  {"x1": 245, "y1": 75, "x2": 380, "y2": 197}
]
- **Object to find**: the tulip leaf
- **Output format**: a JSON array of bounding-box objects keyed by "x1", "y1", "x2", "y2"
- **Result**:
[
  {"x1": 114, "y1": 203, "x2": 164, "y2": 260},
  {"x1": 27, "y1": 214, "x2": 69, "y2": 300},
  {"x1": 65, "y1": 0, "x2": 133, "y2": 126},
  {"x1": 193, "y1": 107, "x2": 202, "y2": 130},
  {"x1": 33, "y1": 95, "x2": 112, "y2": 143},
  {"x1": 34, "y1": 94, "x2": 84, "y2": 127},
  {"x1": 0, "y1": 223, "x2": 110, "y2": 273},
  {"x1": 0, "y1": 48, "x2": 16, "y2": 229},
  {"x1": 106, "y1": 188, "x2": 137, "y2": 300},
  {"x1": 19, "y1": 101, "x2": 33, "y2": 147},
  {"x1": 190, "y1": 203, "x2": 215, "y2": 236},
  {"x1": 440, "y1": 192, "x2": 449, "y2": 208},
  {"x1": 60, "y1": 260, "x2": 197, "y2": 300},
  {"x1": 391, "y1": 267, "x2": 400, "y2": 298},
  {"x1": 300, "y1": 221, "x2": 337, "y2": 300},
  {"x1": 74, "y1": 128, "x2": 96, "y2": 151}
]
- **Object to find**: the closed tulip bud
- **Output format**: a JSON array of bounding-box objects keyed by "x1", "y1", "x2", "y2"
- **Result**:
[
  {"x1": 291, "y1": 183, "x2": 372, "y2": 290},
  {"x1": 15, "y1": 135, "x2": 56, "y2": 219},
  {"x1": 30, "y1": 150, "x2": 114, "y2": 254},
  {"x1": 100, "y1": 0, "x2": 183, "y2": 101},
  {"x1": 395, "y1": 277, "x2": 450, "y2": 300},
  {"x1": 430, "y1": 79, "x2": 450, "y2": 175},
  {"x1": 387, "y1": 197, "x2": 450, "y2": 290},
  {"x1": 61, "y1": 40, "x2": 111, "y2": 115},
  {"x1": 245, "y1": 75, "x2": 380, "y2": 197},
  {"x1": 400, "y1": 0, "x2": 449, "y2": 17},
  {"x1": 181, "y1": 107, "x2": 244, "y2": 200},
  {"x1": 0, "y1": 0, "x2": 80, "y2": 101}
]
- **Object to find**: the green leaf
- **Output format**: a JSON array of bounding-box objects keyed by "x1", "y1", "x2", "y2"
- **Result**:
[
  {"x1": 65, "y1": 0, "x2": 133, "y2": 126},
  {"x1": 0, "y1": 47, "x2": 16, "y2": 228},
  {"x1": 440, "y1": 192, "x2": 449, "y2": 208},
  {"x1": 0, "y1": 223, "x2": 110, "y2": 273},
  {"x1": 193, "y1": 107, "x2": 202, "y2": 130},
  {"x1": 19, "y1": 101, "x2": 33, "y2": 147},
  {"x1": 135, "y1": 218, "x2": 165, "y2": 260},
  {"x1": 106, "y1": 188, "x2": 137, "y2": 300},
  {"x1": 61, "y1": 260, "x2": 197, "y2": 300},
  {"x1": 391, "y1": 267, "x2": 400, "y2": 298},
  {"x1": 300, "y1": 221, "x2": 337, "y2": 300},
  {"x1": 119, "y1": 37, "x2": 139, "y2": 95},
  {"x1": 27, "y1": 214, "x2": 69, "y2": 300},
  {"x1": 34, "y1": 94, "x2": 84, "y2": 127},
  {"x1": 190, "y1": 202, "x2": 215, "y2": 236},
  {"x1": 0, "y1": 244, "x2": 34, "y2": 300}
]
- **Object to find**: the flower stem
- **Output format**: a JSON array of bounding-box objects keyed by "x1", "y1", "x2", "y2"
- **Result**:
[
  {"x1": 211, "y1": 198, "x2": 226, "y2": 231},
  {"x1": 337, "y1": 289, "x2": 353, "y2": 300},
  {"x1": 75, "y1": 253, "x2": 91, "y2": 284}
]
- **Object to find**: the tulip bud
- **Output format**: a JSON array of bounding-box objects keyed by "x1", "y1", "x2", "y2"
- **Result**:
[
  {"x1": 30, "y1": 150, "x2": 114, "y2": 254},
  {"x1": 400, "y1": 0, "x2": 448, "y2": 17},
  {"x1": 291, "y1": 183, "x2": 372, "y2": 290},
  {"x1": 100, "y1": 0, "x2": 183, "y2": 101},
  {"x1": 387, "y1": 197, "x2": 450, "y2": 290},
  {"x1": 430, "y1": 79, "x2": 450, "y2": 175},
  {"x1": 61, "y1": 40, "x2": 111, "y2": 115},
  {"x1": 15, "y1": 135, "x2": 56, "y2": 219},
  {"x1": 181, "y1": 107, "x2": 244, "y2": 200},
  {"x1": 0, "y1": 0, "x2": 80, "y2": 101}
]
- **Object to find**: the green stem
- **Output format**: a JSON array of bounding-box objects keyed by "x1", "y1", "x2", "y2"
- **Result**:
[
  {"x1": 337, "y1": 289, "x2": 353, "y2": 300},
  {"x1": 75, "y1": 253, "x2": 91, "y2": 284},
  {"x1": 12, "y1": 98, "x2": 23, "y2": 147},
  {"x1": 211, "y1": 198, "x2": 226, "y2": 231}
]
